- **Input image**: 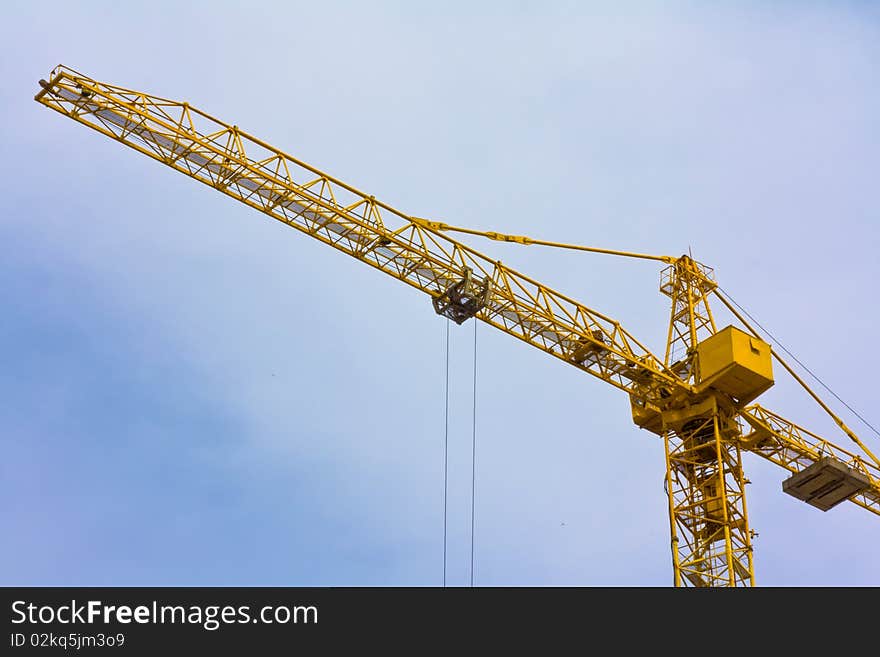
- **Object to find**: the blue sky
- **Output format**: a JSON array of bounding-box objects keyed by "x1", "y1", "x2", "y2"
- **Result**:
[{"x1": 1, "y1": 1, "x2": 878, "y2": 586}]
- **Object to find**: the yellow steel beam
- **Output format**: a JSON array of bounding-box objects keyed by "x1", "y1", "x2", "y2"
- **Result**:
[{"x1": 410, "y1": 218, "x2": 676, "y2": 264}]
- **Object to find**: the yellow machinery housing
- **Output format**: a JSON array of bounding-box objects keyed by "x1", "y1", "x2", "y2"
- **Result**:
[{"x1": 696, "y1": 326, "x2": 774, "y2": 404}]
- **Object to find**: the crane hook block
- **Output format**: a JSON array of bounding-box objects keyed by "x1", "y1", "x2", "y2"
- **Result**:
[{"x1": 433, "y1": 267, "x2": 492, "y2": 325}]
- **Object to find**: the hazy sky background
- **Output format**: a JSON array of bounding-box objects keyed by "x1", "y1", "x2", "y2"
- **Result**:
[{"x1": 1, "y1": 1, "x2": 878, "y2": 586}]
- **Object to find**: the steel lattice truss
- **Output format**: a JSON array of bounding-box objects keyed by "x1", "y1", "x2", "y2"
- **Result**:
[{"x1": 35, "y1": 65, "x2": 880, "y2": 586}]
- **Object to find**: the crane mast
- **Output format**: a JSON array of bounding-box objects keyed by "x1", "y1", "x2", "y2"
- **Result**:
[
  {"x1": 656, "y1": 259, "x2": 752, "y2": 586},
  {"x1": 35, "y1": 65, "x2": 880, "y2": 586}
]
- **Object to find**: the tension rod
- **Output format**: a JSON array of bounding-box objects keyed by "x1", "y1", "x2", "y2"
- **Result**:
[{"x1": 411, "y1": 217, "x2": 676, "y2": 264}]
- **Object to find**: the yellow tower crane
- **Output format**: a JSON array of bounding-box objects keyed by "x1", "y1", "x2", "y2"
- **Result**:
[{"x1": 34, "y1": 65, "x2": 880, "y2": 587}]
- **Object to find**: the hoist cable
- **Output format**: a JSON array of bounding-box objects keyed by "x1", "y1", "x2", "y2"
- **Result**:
[
  {"x1": 443, "y1": 319, "x2": 449, "y2": 587},
  {"x1": 470, "y1": 320, "x2": 477, "y2": 588}
]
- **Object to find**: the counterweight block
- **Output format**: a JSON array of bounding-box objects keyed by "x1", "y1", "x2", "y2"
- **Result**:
[{"x1": 782, "y1": 457, "x2": 871, "y2": 511}]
